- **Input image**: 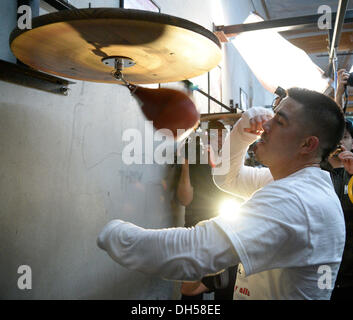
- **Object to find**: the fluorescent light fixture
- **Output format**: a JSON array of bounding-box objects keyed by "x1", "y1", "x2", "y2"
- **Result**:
[
  {"x1": 218, "y1": 199, "x2": 242, "y2": 221},
  {"x1": 231, "y1": 13, "x2": 331, "y2": 93}
]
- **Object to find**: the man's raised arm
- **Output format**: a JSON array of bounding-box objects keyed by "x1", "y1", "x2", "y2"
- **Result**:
[{"x1": 214, "y1": 107, "x2": 274, "y2": 199}]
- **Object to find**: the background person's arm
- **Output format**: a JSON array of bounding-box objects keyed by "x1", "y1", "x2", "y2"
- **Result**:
[
  {"x1": 176, "y1": 160, "x2": 194, "y2": 206},
  {"x1": 338, "y1": 146, "x2": 353, "y2": 174},
  {"x1": 335, "y1": 69, "x2": 349, "y2": 109}
]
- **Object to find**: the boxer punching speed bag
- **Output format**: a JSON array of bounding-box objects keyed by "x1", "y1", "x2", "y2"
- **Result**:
[{"x1": 127, "y1": 84, "x2": 200, "y2": 140}]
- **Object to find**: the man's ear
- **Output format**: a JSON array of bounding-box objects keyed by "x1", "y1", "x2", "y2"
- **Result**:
[{"x1": 300, "y1": 136, "x2": 320, "y2": 155}]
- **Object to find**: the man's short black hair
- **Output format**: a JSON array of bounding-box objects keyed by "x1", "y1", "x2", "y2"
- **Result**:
[{"x1": 287, "y1": 87, "x2": 345, "y2": 161}]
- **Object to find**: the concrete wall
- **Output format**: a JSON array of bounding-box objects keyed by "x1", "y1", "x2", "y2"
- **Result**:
[
  {"x1": 0, "y1": 0, "x2": 17, "y2": 63},
  {"x1": 0, "y1": 0, "x2": 273, "y2": 299}
]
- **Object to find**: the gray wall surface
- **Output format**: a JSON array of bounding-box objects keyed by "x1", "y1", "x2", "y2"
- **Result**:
[
  {"x1": 0, "y1": 0, "x2": 17, "y2": 63},
  {"x1": 0, "y1": 0, "x2": 273, "y2": 299}
]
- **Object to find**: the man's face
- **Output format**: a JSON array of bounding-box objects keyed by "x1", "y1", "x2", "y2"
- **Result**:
[{"x1": 254, "y1": 97, "x2": 307, "y2": 168}]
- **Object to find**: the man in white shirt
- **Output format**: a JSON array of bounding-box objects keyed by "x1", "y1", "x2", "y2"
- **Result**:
[{"x1": 97, "y1": 87, "x2": 346, "y2": 300}]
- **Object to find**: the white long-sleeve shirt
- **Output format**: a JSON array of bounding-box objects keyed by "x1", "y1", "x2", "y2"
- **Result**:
[
  {"x1": 97, "y1": 107, "x2": 345, "y2": 299},
  {"x1": 97, "y1": 219, "x2": 238, "y2": 281}
]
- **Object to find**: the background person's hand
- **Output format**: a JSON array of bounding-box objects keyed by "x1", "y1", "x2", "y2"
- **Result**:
[
  {"x1": 181, "y1": 281, "x2": 210, "y2": 296},
  {"x1": 336, "y1": 69, "x2": 349, "y2": 96},
  {"x1": 338, "y1": 145, "x2": 353, "y2": 174}
]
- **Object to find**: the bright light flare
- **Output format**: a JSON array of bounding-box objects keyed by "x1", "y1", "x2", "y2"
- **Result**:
[
  {"x1": 211, "y1": 0, "x2": 225, "y2": 26},
  {"x1": 231, "y1": 13, "x2": 331, "y2": 94},
  {"x1": 218, "y1": 199, "x2": 242, "y2": 221}
]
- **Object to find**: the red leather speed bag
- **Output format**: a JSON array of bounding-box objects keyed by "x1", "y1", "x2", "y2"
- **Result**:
[{"x1": 128, "y1": 85, "x2": 200, "y2": 139}]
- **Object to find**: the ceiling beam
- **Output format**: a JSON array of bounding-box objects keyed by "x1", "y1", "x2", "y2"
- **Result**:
[
  {"x1": 279, "y1": 22, "x2": 353, "y2": 37},
  {"x1": 42, "y1": 0, "x2": 76, "y2": 11},
  {"x1": 214, "y1": 9, "x2": 353, "y2": 39}
]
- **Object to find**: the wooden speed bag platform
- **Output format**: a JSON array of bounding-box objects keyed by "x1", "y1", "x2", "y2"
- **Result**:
[{"x1": 10, "y1": 8, "x2": 222, "y2": 84}]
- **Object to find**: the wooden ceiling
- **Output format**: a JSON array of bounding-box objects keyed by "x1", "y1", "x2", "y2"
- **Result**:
[
  {"x1": 287, "y1": 30, "x2": 353, "y2": 54},
  {"x1": 255, "y1": 0, "x2": 353, "y2": 109},
  {"x1": 259, "y1": 1, "x2": 353, "y2": 64}
]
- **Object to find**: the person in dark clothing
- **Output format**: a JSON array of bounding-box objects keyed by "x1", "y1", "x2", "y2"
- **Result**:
[
  {"x1": 323, "y1": 119, "x2": 353, "y2": 300},
  {"x1": 176, "y1": 120, "x2": 237, "y2": 300}
]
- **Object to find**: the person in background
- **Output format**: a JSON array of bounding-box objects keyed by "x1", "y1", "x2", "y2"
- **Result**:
[
  {"x1": 177, "y1": 120, "x2": 237, "y2": 300},
  {"x1": 335, "y1": 69, "x2": 350, "y2": 109},
  {"x1": 325, "y1": 120, "x2": 353, "y2": 300},
  {"x1": 323, "y1": 69, "x2": 353, "y2": 299}
]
